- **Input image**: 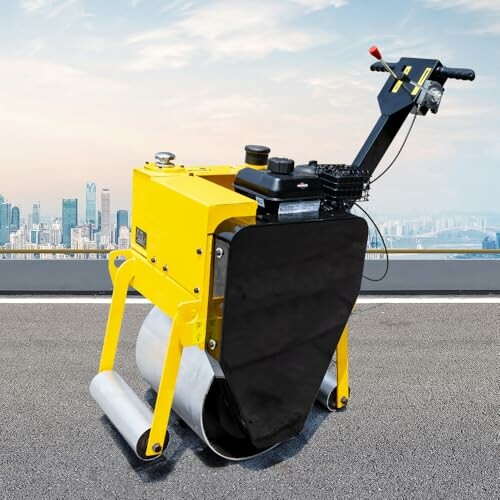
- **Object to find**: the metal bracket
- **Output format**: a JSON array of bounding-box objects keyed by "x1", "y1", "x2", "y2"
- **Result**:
[
  {"x1": 336, "y1": 326, "x2": 349, "y2": 409},
  {"x1": 97, "y1": 249, "x2": 204, "y2": 458}
]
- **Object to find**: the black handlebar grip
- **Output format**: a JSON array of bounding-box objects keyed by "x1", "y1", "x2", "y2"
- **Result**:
[
  {"x1": 370, "y1": 62, "x2": 396, "y2": 72},
  {"x1": 434, "y1": 66, "x2": 475, "y2": 81}
]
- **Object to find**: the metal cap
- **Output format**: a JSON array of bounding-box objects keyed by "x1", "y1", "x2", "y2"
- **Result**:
[{"x1": 155, "y1": 152, "x2": 176, "y2": 167}]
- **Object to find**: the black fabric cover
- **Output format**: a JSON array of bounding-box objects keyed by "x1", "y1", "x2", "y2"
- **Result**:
[{"x1": 215, "y1": 213, "x2": 368, "y2": 448}]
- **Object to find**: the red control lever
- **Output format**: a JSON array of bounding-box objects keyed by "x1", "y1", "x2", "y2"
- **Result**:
[
  {"x1": 368, "y1": 45, "x2": 399, "y2": 81},
  {"x1": 369, "y1": 45, "x2": 382, "y2": 60}
]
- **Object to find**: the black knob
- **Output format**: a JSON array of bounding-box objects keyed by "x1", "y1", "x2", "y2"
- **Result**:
[
  {"x1": 245, "y1": 145, "x2": 271, "y2": 166},
  {"x1": 268, "y1": 157, "x2": 295, "y2": 175}
]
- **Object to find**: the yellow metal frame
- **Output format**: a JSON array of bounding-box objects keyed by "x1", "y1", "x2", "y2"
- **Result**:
[
  {"x1": 97, "y1": 249, "x2": 203, "y2": 457},
  {"x1": 96, "y1": 162, "x2": 260, "y2": 458},
  {"x1": 336, "y1": 326, "x2": 349, "y2": 409}
]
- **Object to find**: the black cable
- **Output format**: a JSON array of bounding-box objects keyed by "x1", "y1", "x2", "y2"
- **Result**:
[
  {"x1": 354, "y1": 202, "x2": 389, "y2": 282},
  {"x1": 370, "y1": 110, "x2": 418, "y2": 184}
]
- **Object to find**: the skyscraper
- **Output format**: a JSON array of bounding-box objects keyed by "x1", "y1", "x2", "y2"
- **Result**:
[
  {"x1": 62, "y1": 198, "x2": 78, "y2": 248},
  {"x1": 0, "y1": 201, "x2": 11, "y2": 245},
  {"x1": 115, "y1": 209, "x2": 129, "y2": 244},
  {"x1": 86, "y1": 182, "x2": 97, "y2": 224},
  {"x1": 101, "y1": 189, "x2": 111, "y2": 245},
  {"x1": 10, "y1": 206, "x2": 20, "y2": 232},
  {"x1": 32, "y1": 202, "x2": 40, "y2": 226}
]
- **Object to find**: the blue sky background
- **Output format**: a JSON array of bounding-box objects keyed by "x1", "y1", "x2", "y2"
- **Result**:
[{"x1": 0, "y1": 0, "x2": 498, "y2": 217}]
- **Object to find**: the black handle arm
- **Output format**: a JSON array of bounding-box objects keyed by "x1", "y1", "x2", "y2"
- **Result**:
[
  {"x1": 370, "y1": 61, "x2": 396, "y2": 72},
  {"x1": 433, "y1": 66, "x2": 475, "y2": 81},
  {"x1": 370, "y1": 61, "x2": 475, "y2": 81}
]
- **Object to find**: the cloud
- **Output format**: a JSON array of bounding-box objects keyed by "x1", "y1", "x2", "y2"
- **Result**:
[
  {"x1": 125, "y1": 0, "x2": 333, "y2": 70},
  {"x1": 47, "y1": 0, "x2": 77, "y2": 17},
  {"x1": 160, "y1": 0, "x2": 197, "y2": 14},
  {"x1": 19, "y1": 0, "x2": 50, "y2": 12},
  {"x1": 19, "y1": 0, "x2": 86, "y2": 18},
  {"x1": 0, "y1": 58, "x2": 125, "y2": 97},
  {"x1": 468, "y1": 22, "x2": 500, "y2": 34},
  {"x1": 291, "y1": 0, "x2": 348, "y2": 10},
  {"x1": 421, "y1": 0, "x2": 500, "y2": 13},
  {"x1": 194, "y1": 94, "x2": 266, "y2": 121},
  {"x1": 305, "y1": 72, "x2": 378, "y2": 108}
]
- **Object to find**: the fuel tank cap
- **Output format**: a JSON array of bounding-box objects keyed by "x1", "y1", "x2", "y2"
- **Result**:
[
  {"x1": 245, "y1": 145, "x2": 271, "y2": 166},
  {"x1": 268, "y1": 157, "x2": 294, "y2": 175}
]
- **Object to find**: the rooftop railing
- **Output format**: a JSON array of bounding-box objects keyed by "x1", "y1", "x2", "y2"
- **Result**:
[
  {"x1": 1, "y1": 248, "x2": 500, "y2": 256},
  {"x1": 1, "y1": 248, "x2": 498, "y2": 294}
]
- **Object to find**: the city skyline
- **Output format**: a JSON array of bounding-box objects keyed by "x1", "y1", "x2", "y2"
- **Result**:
[
  {"x1": 0, "y1": 187, "x2": 126, "y2": 224},
  {"x1": 0, "y1": 180, "x2": 131, "y2": 255},
  {"x1": 0, "y1": 1, "x2": 499, "y2": 215}
]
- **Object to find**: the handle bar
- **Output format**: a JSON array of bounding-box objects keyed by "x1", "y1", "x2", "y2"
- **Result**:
[{"x1": 370, "y1": 62, "x2": 475, "y2": 81}]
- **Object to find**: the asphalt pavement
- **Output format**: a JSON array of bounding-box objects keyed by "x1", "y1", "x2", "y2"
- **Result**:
[{"x1": 0, "y1": 301, "x2": 497, "y2": 499}]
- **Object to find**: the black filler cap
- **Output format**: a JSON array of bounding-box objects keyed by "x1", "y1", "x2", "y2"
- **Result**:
[
  {"x1": 245, "y1": 145, "x2": 271, "y2": 166},
  {"x1": 268, "y1": 157, "x2": 294, "y2": 175}
]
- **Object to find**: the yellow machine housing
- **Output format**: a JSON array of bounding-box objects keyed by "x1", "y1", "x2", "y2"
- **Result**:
[{"x1": 93, "y1": 159, "x2": 351, "y2": 460}]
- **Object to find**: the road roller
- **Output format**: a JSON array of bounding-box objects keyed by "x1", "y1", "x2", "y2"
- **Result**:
[{"x1": 90, "y1": 47, "x2": 475, "y2": 461}]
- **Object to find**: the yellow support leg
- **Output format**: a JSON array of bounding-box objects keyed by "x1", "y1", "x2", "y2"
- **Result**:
[
  {"x1": 98, "y1": 257, "x2": 136, "y2": 372},
  {"x1": 146, "y1": 302, "x2": 200, "y2": 457},
  {"x1": 96, "y1": 249, "x2": 204, "y2": 459},
  {"x1": 336, "y1": 326, "x2": 349, "y2": 410}
]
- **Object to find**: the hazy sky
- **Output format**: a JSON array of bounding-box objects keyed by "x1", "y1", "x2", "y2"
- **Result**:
[{"x1": 0, "y1": 0, "x2": 499, "y2": 219}]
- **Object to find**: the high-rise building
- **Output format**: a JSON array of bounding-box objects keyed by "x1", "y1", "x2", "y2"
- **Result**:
[
  {"x1": 32, "y1": 202, "x2": 41, "y2": 226},
  {"x1": 496, "y1": 232, "x2": 500, "y2": 250},
  {"x1": 10, "y1": 206, "x2": 20, "y2": 232},
  {"x1": 86, "y1": 182, "x2": 97, "y2": 224},
  {"x1": 50, "y1": 219, "x2": 62, "y2": 246},
  {"x1": 30, "y1": 229, "x2": 40, "y2": 245},
  {"x1": 97, "y1": 210, "x2": 102, "y2": 231},
  {"x1": 115, "y1": 209, "x2": 129, "y2": 243},
  {"x1": 0, "y1": 201, "x2": 11, "y2": 245},
  {"x1": 482, "y1": 236, "x2": 496, "y2": 250},
  {"x1": 62, "y1": 198, "x2": 78, "y2": 248},
  {"x1": 117, "y1": 226, "x2": 130, "y2": 249},
  {"x1": 101, "y1": 189, "x2": 111, "y2": 245}
]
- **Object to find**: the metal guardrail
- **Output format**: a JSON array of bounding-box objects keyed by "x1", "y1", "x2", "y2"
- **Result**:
[
  {"x1": 366, "y1": 249, "x2": 500, "y2": 254},
  {"x1": 0, "y1": 253, "x2": 498, "y2": 293},
  {"x1": 0, "y1": 249, "x2": 109, "y2": 254},
  {"x1": 1, "y1": 248, "x2": 499, "y2": 255}
]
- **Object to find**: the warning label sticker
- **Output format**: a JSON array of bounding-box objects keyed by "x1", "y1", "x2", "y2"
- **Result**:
[{"x1": 278, "y1": 200, "x2": 321, "y2": 215}]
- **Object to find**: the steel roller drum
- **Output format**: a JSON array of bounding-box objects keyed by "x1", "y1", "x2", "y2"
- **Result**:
[{"x1": 135, "y1": 307, "x2": 338, "y2": 460}]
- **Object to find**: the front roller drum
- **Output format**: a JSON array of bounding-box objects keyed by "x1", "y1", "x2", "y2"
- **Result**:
[
  {"x1": 136, "y1": 307, "x2": 278, "y2": 460},
  {"x1": 135, "y1": 307, "x2": 344, "y2": 460}
]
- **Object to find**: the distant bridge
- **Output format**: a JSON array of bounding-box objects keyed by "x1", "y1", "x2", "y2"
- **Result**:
[{"x1": 413, "y1": 226, "x2": 498, "y2": 239}]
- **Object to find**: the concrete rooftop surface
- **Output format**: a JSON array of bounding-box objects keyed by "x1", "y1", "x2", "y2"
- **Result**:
[{"x1": 0, "y1": 300, "x2": 497, "y2": 499}]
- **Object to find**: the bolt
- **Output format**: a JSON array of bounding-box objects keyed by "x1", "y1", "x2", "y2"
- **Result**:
[
  {"x1": 208, "y1": 339, "x2": 217, "y2": 350},
  {"x1": 152, "y1": 443, "x2": 162, "y2": 453},
  {"x1": 194, "y1": 287, "x2": 200, "y2": 294},
  {"x1": 150, "y1": 257, "x2": 156, "y2": 263},
  {"x1": 196, "y1": 248, "x2": 203, "y2": 255},
  {"x1": 162, "y1": 265, "x2": 168, "y2": 272},
  {"x1": 341, "y1": 397, "x2": 348, "y2": 405},
  {"x1": 215, "y1": 247, "x2": 224, "y2": 259}
]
